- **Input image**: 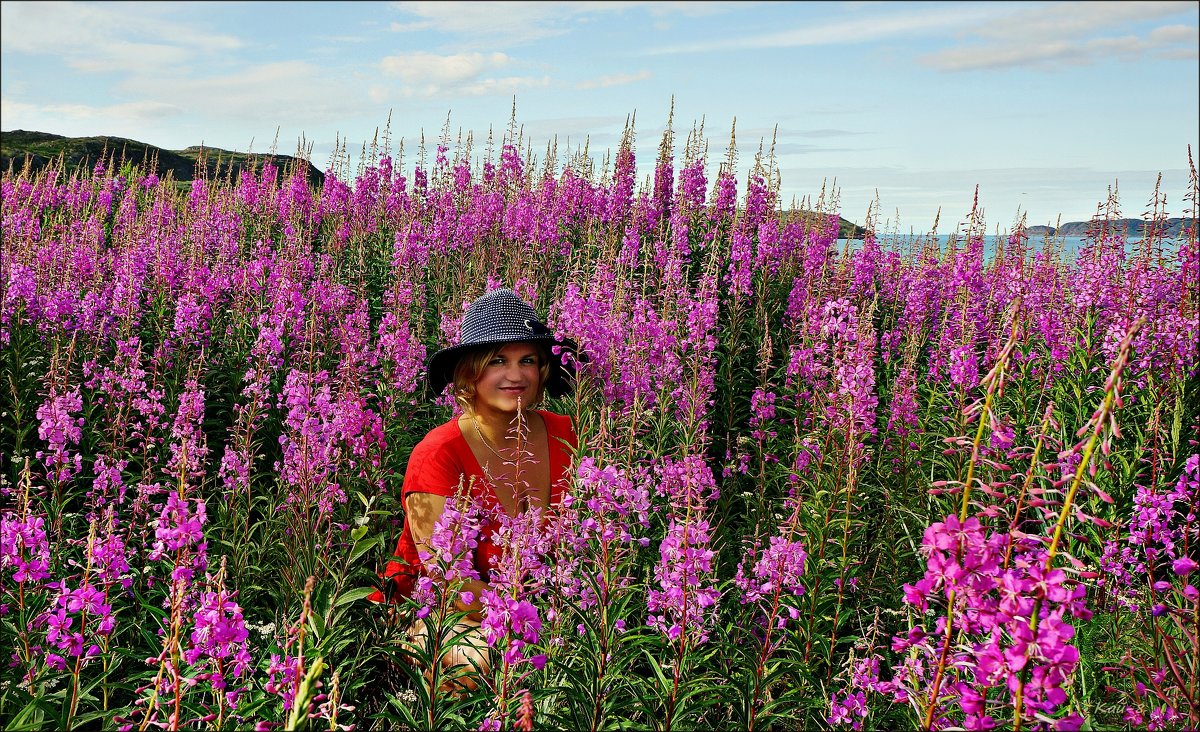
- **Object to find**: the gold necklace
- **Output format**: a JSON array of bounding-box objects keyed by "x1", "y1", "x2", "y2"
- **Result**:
[{"x1": 471, "y1": 417, "x2": 516, "y2": 465}]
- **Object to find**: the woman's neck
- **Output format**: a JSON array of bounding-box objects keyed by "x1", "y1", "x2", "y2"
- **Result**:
[{"x1": 467, "y1": 406, "x2": 530, "y2": 444}]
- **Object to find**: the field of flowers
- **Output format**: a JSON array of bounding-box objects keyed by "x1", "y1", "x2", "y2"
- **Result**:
[{"x1": 1, "y1": 115, "x2": 1197, "y2": 731}]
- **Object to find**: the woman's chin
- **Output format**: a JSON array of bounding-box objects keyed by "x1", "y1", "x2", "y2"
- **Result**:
[{"x1": 477, "y1": 396, "x2": 529, "y2": 415}]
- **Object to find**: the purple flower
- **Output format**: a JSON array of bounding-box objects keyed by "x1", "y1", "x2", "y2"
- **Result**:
[
  {"x1": 1171, "y1": 556, "x2": 1196, "y2": 576},
  {"x1": 36, "y1": 385, "x2": 84, "y2": 484},
  {"x1": 184, "y1": 572, "x2": 253, "y2": 706},
  {"x1": 1, "y1": 512, "x2": 52, "y2": 584},
  {"x1": 480, "y1": 590, "x2": 542, "y2": 664},
  {"x1": 647, "y1": 515, "x2": 719, "y2": 645}
]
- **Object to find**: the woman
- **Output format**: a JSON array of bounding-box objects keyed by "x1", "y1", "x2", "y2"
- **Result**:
[{"x1": 370, "y1": 288, "x2": 579, "y2": 688}]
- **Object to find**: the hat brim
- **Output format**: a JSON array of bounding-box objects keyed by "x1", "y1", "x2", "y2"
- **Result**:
[{"x1": 426, "y1": 335, "x2": 582, "y2": 400}]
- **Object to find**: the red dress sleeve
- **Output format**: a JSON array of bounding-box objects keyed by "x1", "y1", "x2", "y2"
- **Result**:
[
  {"x1": 369, "y1": 421, "x2": 472, "y2": 603},
  {"x1": 540, "y1": 410, "x2": 577, "y2": 506},
  {"x1": 402, "y1": 424, "x2": 470, "y2": 501}
]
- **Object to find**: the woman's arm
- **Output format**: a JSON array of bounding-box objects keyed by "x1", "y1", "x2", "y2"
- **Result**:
[{"x1": 405, "y1": 491, "x2": 489, "y2": 619}]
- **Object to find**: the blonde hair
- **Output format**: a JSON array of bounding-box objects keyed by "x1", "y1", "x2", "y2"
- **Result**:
[{"x1": 452, "y1": 342, "x2": 551, "y2": 413}]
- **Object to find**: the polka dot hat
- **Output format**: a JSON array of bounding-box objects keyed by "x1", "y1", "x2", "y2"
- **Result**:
[{"x1": 426, "y1": 288, "x2": 580, "y2": 398}]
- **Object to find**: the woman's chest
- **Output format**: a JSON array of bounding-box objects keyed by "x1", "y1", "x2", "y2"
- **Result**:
[{"x1": 476, "y1": 452, "x2": 553, "y2": 516}]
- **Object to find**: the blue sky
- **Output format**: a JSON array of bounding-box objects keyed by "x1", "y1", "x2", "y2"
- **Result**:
[{"x1": 2, "y1": 1, "x2": 1197, "y2": 232}]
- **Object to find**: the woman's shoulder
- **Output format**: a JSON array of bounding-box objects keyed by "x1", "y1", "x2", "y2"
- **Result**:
[
  {"x1": 403, "y1": 418, "x2": 469, "y2": 496},
  {"x1": 411, "y1": 418, "x2": 466, "y2": 455},
  {"x1": 538, "y1": 410, "x2": 577, "y2": 440}
]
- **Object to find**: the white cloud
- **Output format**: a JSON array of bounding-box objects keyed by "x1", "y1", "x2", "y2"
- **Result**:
[
  {"x1": 643, "y1": 0, "x2": 1197, "y2": 74},
  {"x1": 647, "y1": 4, "x2": 1003, "y2": 54},
  {"x1": 389, "y1": 1, "x2": 607, "y2": 44},
  {"x1": 575, "y1": 70, "x2": 652, "y2": 90},
  {"x1": 376, "y1": 51, "x2": 548, "y2": 98},
  {"x1": 380, "y1": 51, "x2": 511, "y2": 84},
  {"x1": 116, "y1": 60, "x2": 371, "y2": 125},
  {"x1": 969, "y1": 1, "x2": 1193, "y2": 42},
  {"x1": 460, "y1": 75, "x2": 551, "y2": 97},
  {"x1": 388, "y1": 1, "x2": 739, "y2": 45},
  {"x1": 924, "y1": 28, "x2": 1197, "y2": 71},
  {"x1": 2, "y1": 97, "x2": 183, "y2": 125},
  {"x1": 0, "y1": 96, "x2": 188, "y2": 147},
  {"x1": 643, "y1": 1, "x2": 741, "y2": 18},
  {"x1": 920, "y1": 1, "x2": 1198, "y2": 71},
  {"x1": 0, "y1": 1, "x2": 243, "y2": 73}
]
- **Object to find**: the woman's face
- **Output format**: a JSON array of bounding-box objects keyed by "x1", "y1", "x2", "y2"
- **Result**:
[{"x1": 472, "y1": 342, "x2": 543, "y2": 417}]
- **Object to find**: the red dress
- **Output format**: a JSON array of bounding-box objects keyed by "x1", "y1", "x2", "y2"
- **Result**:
[{"x1": 368, "y1": 410, "x2": 576, "y2": 603}]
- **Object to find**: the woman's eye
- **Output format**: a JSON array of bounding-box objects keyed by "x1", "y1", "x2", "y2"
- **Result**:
[{"x1": 489, "y1": 358, "x2": 504, "y2": 366}]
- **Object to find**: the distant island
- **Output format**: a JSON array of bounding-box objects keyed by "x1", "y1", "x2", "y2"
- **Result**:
[{"x1": 1028, "y1": 219, "x2": 1193, "y2": 238}]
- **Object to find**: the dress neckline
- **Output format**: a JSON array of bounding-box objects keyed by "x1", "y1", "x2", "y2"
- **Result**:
[{"x1": 454, "y1": 410, "x2": 561, "y2": 519}]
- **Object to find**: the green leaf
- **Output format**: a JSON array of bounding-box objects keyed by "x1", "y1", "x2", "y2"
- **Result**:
[
  {"x1": 349, "y1": 534, "x2": 384, "y2": 565},
  {"x1": 333, "y1": 586, "x2": 378, "y2": 608}
]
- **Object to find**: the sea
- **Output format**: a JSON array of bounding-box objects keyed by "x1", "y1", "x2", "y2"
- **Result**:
[{"x1": 833, "y1": 234, "x2": 1162, "y2": 261}]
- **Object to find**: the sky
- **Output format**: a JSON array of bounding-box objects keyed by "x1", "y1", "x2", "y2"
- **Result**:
[{"x1": 2, "y1": 0, "x2": 1197, "y2": 233}]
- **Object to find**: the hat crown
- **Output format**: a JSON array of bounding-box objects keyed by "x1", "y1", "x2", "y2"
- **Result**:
[
  {"x1": 458, "y1": 288, "x2": 546, "y2": 346},
  {"x1": 426, "y1": 287, "x2": 578, "y2": 398}
]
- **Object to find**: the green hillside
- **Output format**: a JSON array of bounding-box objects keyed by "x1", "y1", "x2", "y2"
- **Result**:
[{"x1": 1, "y1": 129, "x2": 324, "y2": 187}]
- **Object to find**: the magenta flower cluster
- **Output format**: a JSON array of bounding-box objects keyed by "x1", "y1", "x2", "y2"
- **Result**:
[
  {"x1": 1, "y1": 511, "x2": 52, "y2": 585},
  {"x1": 888, "y1": 514, "x2": 1090, "y2": 729},
  {"x1": 647, "y1": 515, "x2": 719, "y2": 644},
  {"x1": 185, "y1": 577, "x2": 253, "y2": 707}
]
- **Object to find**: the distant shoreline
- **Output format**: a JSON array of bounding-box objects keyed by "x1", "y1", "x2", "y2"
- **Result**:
[{"x1": 2, "y1": 129, "x2": 1194, "y2": 241}]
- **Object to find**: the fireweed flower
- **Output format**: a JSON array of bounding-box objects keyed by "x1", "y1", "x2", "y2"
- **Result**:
[
  {"x1": 412, "y1": 486, "x2": 482, "y2": 618},
  {"x1": 734, "y1": 517, "x2": 809, "y2": 636},
  {"x1": 656, "y1": 455, "x2": 720, "y2": 509},
  {"x1": 575, "y1": 459, "x2": 652, "y2": 545},
  {"x1": 1098, "y1": 454, "x2": 1199, "y2": 720},
  {"x1": 88, "y1": 455, "x2": 129, "y2": 512},
  {"x1": 5, "y1": 118, "x2": 1200, "y2": 732},
  {"x1": 40, "y1": 579, "x2": 115, "y2": 672},
  {"x1": 264, "y1": 653, "x2": 302, "y2": 712},
  {"x1": 888, "y1": 512, "x2": 1089, "y2": 728},
  {"x1": 167, "y1": 380, "x2": 208, "y2": 482},
  {"x1": 1, "y1": 511, "x2": 52, "y2": 585},
  {"x1": 647, "y1": 514, "x2": 719, "y2": 644},
  {"x1": 948, "y1": 345, "x2": 980, "y2": 390},
  {"x1": 827, "y1": 689, "x2": 868, "y2": 730},
  {"x1": 828, "y1": 656, "x2": 896, "y2": 730},
  {"x1": 547, "y1": 459, "x2": 650, "y2": 612},
  {"x1": 887, "y1": 366, "x2": 920, "y2": 437},
  {"x1": 480, "y1": 590, "x2": 545, "y2": 668},
  {"x1": 147, "y1": 492, "x2": 208, "y2": 587},
  {"x1": 218, "y1": 315, "x2": 287, "y2": 498},
  {"x1": 36, "y1": 384, "x2": 84, "y2": 485},
  {"x1": 276, "y1": 368, "x2": 383, "y2": 517},
  {"x1": 91, "y1": 508, "x2": 133, "y2": 589},
  {"x1": 735, "y1": 533, "x2": 808, "y2": 607},
  {"x1": 184, "y1": 573, "x2": 253, "y2": 708},
  {"x1": 489, "y1": 507, "x2": 551, "y2": 591},
  {"x1": 1101, "y1": 454, "x2": 1199, "y2": 603}
]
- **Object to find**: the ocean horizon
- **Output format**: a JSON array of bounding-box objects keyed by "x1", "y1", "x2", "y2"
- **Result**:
[{"x1": 832, "y1": 233, "x2": 1174, "y2": 260}]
